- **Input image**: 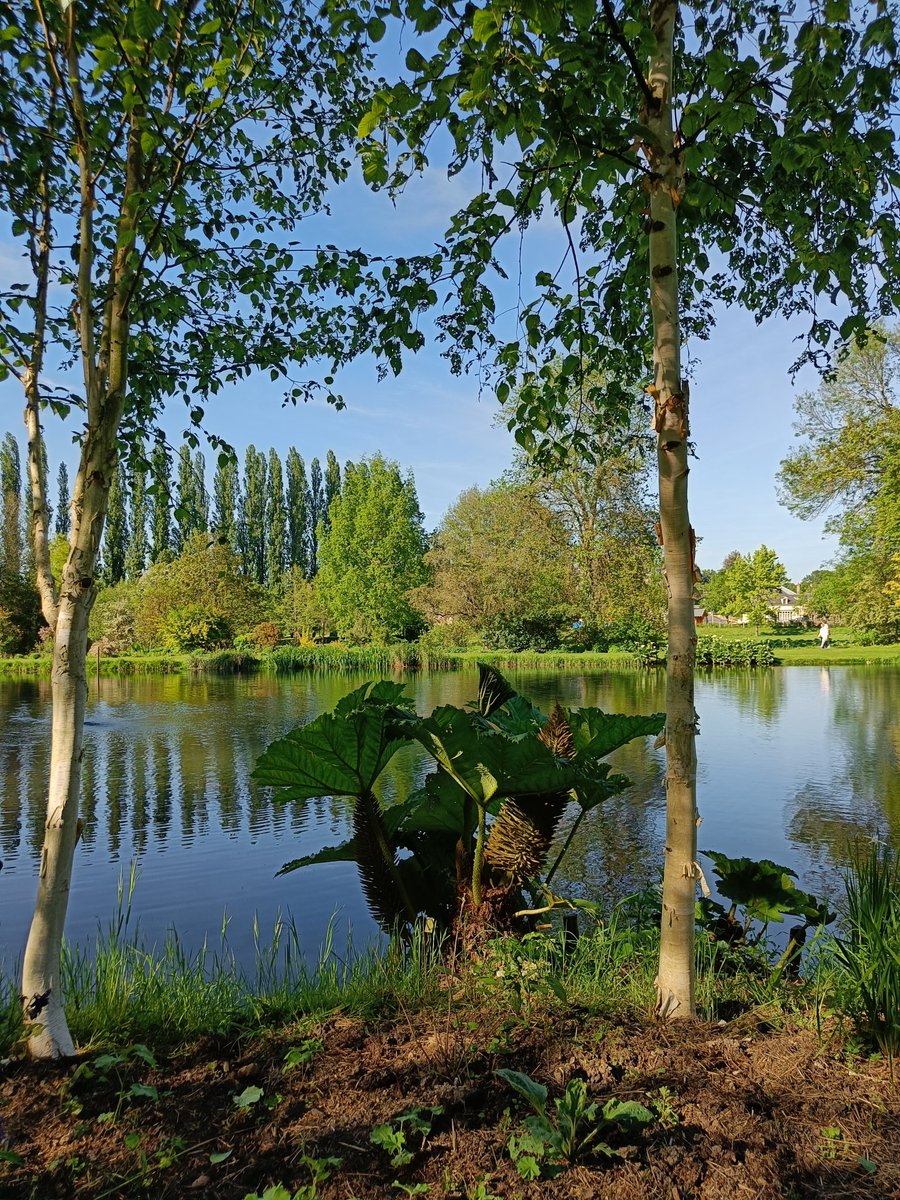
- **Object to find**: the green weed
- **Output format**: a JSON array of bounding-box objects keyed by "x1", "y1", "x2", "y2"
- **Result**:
[
  {"x1": 497, "y1": 1069, "x2": 653, "y2": 1177},
  {"x1": 370, "y1": 1107, "x2": 443, "y2": 1168}
]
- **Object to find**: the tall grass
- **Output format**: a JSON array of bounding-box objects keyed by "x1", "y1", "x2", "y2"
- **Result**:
[
  {"x1": 187, "y1": 649, "x2": 261, "y2": 673},
  {"x1": 0, "y1": 869, "x2": 444, "y2": 1055},
  {"x1": 270, "y1": 643, "x2": 464, "y2": 673},
  {"x1": 832, "y1": 840, "x2": 900, "y2": 1074}
]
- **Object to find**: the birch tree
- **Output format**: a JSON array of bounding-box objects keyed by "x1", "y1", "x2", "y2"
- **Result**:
[
  {"x1": 0, "y1": 0, "x2": 432, "y2": 1056},
  {"x1": 353, "y1": 0, "x2": 900, "y2": 1017}
]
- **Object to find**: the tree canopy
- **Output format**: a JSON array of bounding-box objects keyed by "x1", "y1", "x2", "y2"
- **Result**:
[
  {"x1": 779, "y1": 331, "x2": 900, "y2": 640},
  {"x1": 316, "y1": 454, "x2": 429, "y2": 642}
]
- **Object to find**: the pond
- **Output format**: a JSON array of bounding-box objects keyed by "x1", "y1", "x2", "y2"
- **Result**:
[{"x1": 1, "y1": 666, "x2": 899, "y2": 971}]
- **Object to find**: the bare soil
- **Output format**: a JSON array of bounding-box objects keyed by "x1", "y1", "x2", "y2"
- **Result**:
[{"x1": 1, "y1": 1006, "x2": 898, "y2": 1200}]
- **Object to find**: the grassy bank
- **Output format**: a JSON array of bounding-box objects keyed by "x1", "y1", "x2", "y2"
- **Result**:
[
  {"x1": 2, "y1": 628, "x2": 899, "y2": 678},
  {"x1": 2, "y1": 904, "x2": 898, "y2": 1200}
]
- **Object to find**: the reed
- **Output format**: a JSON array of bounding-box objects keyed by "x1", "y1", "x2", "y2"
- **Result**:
[{"x1": 832, "y1": 840, "x2": 900, "y2": 1074}]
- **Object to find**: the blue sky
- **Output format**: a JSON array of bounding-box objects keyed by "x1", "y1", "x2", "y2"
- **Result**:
[{"x1": 1, "y1": 153, "x2": 840, "y2": 584}]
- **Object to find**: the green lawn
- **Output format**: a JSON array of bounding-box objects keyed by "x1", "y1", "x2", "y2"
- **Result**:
[{"x1": 699, "y1": 624, "x2": 900, "y2": 665}]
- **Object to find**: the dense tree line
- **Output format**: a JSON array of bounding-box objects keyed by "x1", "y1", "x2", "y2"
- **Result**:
[
  {"x1": 778, "y1": 331, "x2": 900, "y2": 643},
  {"x1": 2, "y1": 426, "x2": 674, "y2": 654},
  {"x1": 90, "y1": 442, "x2": 344, "y2": 588}
]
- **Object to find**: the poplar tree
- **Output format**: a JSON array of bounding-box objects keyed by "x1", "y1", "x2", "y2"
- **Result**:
[
  {"x1": 0, "y1": 434, "x2": 22, "y2": 576},
  {"x1": 266, "y1": 448, "x2": 287, "y2": 586},
  {"x1": 194, "y1": 451, "x2": 209, "y2": 531},
  {"x1": 285, "y1": 448, "x2": 310, "y2": 577},
  {"x1": 101, "y1": 463, "x2": 128, "y2": 585},
  {"x1": 308, "y1": 456, "x2": 324, "y2": 576},
  {"x1": 174, "y1": 445, "x2": 204, "y2": 551},
  {"x1": 149, "y1": 444, "x2": 173, "y2": 564},
  {"x1": 124, "y1": 455, "x2": 148, "y2": 581},
  {"x1": 240, "y1": 445, "x2": 268, "y2": 584},
  {"x1": 324, "y1": 449, "x2": 342, "y2": 527},
  {"x1": 212, "y1": 454, "x2": 239, "y2": 552},
  {"x1": 55, "y1": 463, "x2": 70, "y2": 537}
]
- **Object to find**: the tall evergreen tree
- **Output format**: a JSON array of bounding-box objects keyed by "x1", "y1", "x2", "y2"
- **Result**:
[
  {"x1": 266, "y1": 448, "x2": 287, "y2": 586},
  {"x1": 212, "y1": 453, "x2": 239, "y2": 551},
  {"x1": 324, "y1": 449, "x2": 341, "y2": 527},
  {"x1": 308, "y1": 456, "x2": 324, "y2": 576},
  {"x1": 55, "y1": 463, "x2": 70, "y2": 537},
  {"x1": 124, "y1": 455, "x2": 148, "y2": 580},
  {"x1": 1, "y1": 434, "x2": 22, "y2": 575},
  {"x1": 240, "y1": 445, "x2": 268, "y2": 583},
  {"x1": 149, "y1": 443, "x2": 173, "y2": 563},
  {"x1": 285, "y1": 448, "x2": 310, "y2": 578},
  {"x1": 101, "y1": 462, "x2": 128, "y2": 584}
]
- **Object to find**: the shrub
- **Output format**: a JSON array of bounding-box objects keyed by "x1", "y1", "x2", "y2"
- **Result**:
[
  {"x1": 249, "y1": 621, "x2": 281, "y2": 649},
  {"x1": 695, "y1": 636, "x2": 775, "y2": 667},
  {"x1": 562, "y1": 622, "x2": 610, "y2": 653},
  {"x1": 159, "y1": 606, "x2": 232, "y2": 652},
  {"x1": 482, "y1": 615, "x2": 561, "y2": 652},
  {"x1": 417, "y1": 620, "x2": 478, "y2": 653}
]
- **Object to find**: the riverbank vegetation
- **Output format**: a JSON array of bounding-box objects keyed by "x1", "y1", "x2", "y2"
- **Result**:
[
  {"x1": 2, "y1": 418, "x2": 898, "y2": 679},
  {"x1": 2, "y1": 844, "x2": 899, "y2": 1199}
]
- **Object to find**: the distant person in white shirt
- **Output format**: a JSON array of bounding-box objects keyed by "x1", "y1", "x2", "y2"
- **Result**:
[{"x1": 818, "y1": 620, "x2": 830, "y2": 649}]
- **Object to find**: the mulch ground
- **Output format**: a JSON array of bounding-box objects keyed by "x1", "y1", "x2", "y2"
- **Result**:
[{"x1": 1, "y1": 1005, "x2": 898, "y2": 1200}]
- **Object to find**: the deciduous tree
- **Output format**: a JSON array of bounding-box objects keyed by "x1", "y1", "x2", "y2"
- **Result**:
[
  {"x1": 316, "y1": 454, "x2": 428, "y2": 641},
  {"x1": 0, "y1": 434, "x2": 22, "y2": 576},
  {"x1": 285, "y1": 448, "x2": 310, "y2": 577},
  {"x1": 0, "y1": 0, "x2": 432, "y2": 1056},
  {"x1": 779, "y1": 331, "x2": 900, "y2": 640},
  {"x1": 149, "y1": 444, "x2": 173, "y2": 564},
  {"x1": 54, "y1": 463, "x2": 70, "y2": 537},
  {"x1": 101, "y1": 462, "x2": 128, "y2": 585},
  {"x1": 353, "y1": 0, "x2": 900, "y2": 1017},
  {"x1": 413, "y1": 482, "x2": 575, "y2": 632},
  {"x1": 266, "y1": 448, "x2": 287, "y2": 586},
  {"x1": 124, "y1": 453, "x2": 148, "y2": 581}
]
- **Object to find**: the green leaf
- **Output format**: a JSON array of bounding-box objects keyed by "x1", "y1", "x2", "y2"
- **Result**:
[
  {"x1": 233, "y1": 1085, "x2": 264, "y2": 1108},
  {"x1": 601, "y1": 1098, "x2": 654, "y2": 1131},
  {"x1": 209, "y1": 1149, "x2": 233, "y2": 1164},
  {"x1": 471, "y1": 8, "x2": 499, "y2": 42},
  {"x1": 254, "y1": 705, "x2": 408, "y2": 800},
  {"x1": 496, "y1": 1068, "x2": 549, "y2": 1115},
  {"x1": 358, "y1": 108, "x2": 381, "y2": 139},
  {"x1": 474, "y1": 662, "x2": 516, "y2": 716},
  {"x1": 563, "y1": 709, "x2": 665, "y2": 760}
]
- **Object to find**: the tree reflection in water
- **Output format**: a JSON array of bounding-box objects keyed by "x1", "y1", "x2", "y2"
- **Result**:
[{"x1": 1, "y1": 666, "x2": 898, "y2": 969}]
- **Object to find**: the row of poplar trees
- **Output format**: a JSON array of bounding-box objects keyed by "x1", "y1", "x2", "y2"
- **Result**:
[{"x1": 97, "y1": 444, "x2": 341, "y2": 588}]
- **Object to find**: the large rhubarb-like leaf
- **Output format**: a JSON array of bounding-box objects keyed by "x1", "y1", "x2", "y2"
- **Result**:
[
  {"x1": 254, "y1": 706, "x2": 408, "y2": 801},
  {"x1": 563, "y1": 709, "x2": 665, "y2": 760}
]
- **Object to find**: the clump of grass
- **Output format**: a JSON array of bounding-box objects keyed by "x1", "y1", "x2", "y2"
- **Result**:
[
  {"x1": 270, "y1": 643, "x2": 426, "y2": 673},
  {"x1": 187, "y1": 649, "x2": 261, "y2": 674},
  {"x1": 832, "y1": 840, "x2": 900, "y2": 1075},
  {"x1": 0, "y1": 976, "x2": 24, "y2": 1056}
]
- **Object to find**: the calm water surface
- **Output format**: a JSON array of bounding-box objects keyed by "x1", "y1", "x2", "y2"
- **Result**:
[{"x1": 1, "y1": 666, "x2": 898, "y2": 969}]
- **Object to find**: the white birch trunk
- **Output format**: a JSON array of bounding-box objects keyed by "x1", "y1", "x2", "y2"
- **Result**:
[
  {"x1": 20, "y1": 585, "x2": 92, "y2": 1058},
  {"x1": 20, "y1": 2, "x2": 139, "y2": 1052},
  {"x1": 646, "y1": 0, "x2": 699, "y2": 1019}
]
